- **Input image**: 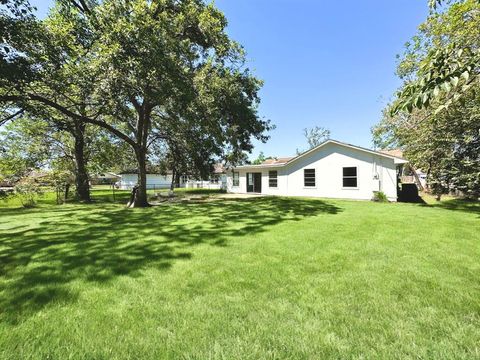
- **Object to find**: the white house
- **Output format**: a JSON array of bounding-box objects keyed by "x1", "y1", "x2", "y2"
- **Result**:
[
  {"x1": 184, "y1": 163, "x2": 227, "y2": 190},
  {"x1": 118, "y1": 172, "x2": 174, "y2": 190},
  {"x1": 226, "y1": 139, "x2": 408, "y2": 201},
  {"x1": 118, "y1": 163, "x2": 228, "y2": 190}
]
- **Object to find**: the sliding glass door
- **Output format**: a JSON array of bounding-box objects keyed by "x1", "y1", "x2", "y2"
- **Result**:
[{"x1": 246, "y1": 172, "x2": 262, "y2": 193}]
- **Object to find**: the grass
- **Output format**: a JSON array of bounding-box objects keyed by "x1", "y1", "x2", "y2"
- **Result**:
[{"x1": 0, "y1": 193, "x2": 479, "y2": 359}]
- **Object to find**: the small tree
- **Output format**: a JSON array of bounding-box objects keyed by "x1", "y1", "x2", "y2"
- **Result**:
[
  {"x1": 14, "y1": 177, "x2": 43, "y2": 208},
  {"x1": 45, "y1": 170, "x2": 74, "y2": 204},
  {"x1": 297, "y1": 126, "x2": 330, "y2": 154},
  {"x1": 252, "y1": 152, "x2": 267, "y2": 165}
]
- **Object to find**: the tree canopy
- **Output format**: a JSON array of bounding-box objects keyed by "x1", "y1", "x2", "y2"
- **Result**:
[
  {"x1": 0, "y1": 0, "x2": 272, "y2": 207},
  {"x1": 374, "y1": 0, "x2": 480, "y2": 199}
]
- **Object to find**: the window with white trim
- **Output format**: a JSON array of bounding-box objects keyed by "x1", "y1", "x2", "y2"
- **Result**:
[
  {"x1": 269, "y1": 170, "x2": 278, "y2": 188},
  {"x1": 342, "y1": 167, "x2": 358, "y2": 188},
  {"x1": 304, "y1": 169, "x2": 316, "y2": 187},
  {"x1": 233, "y1": 171, "x2": 240, "y2": 187}
]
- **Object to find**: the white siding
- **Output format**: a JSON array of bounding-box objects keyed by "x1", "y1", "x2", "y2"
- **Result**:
[
  {"x1": 119, "y1": 174, "x2": 172, "y2": 190},
  {"x1": 227, "y1": 142, "x2": 399, "y2": 201}
]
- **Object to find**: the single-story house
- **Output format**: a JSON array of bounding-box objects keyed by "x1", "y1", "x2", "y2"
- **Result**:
[
  {"x1": 118, "y1": 164, "x2": 227, "y2": 190},
  {"x1": 91, "y1": 172, "x2": 121, "y2": 185},
  {"x1": 184, "y1": 163, "x2": 227, "y2": 190},
  {"x1": 227, "y1": 139, "x2": 408, "y2": 201},
  {"x1": 117, "y1": 170, "x2": 175, "y2": 190}
]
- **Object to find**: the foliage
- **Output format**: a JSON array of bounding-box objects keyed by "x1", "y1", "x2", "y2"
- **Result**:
[
  {"x1": 393, "y1": 0, "x2": 480, "y2": 115},
  {"x1": 297, "y1": 126, "x2": 330, "y2": 154},
  {"x1": 44, "y1": 169, "x2": 74, "y2": 204},
  {"x1": 0, "y1": 0, "x2": 272, "y2": 207},
  {"x1": 375, "y1": 0, "x2": 480, "y2": 199},
  {"x1": 13, "y1": 176, "x2": 43, "y2": 207},
  {"x1": 252, "y1": 151, "x2": 272, "y2": 165},
  {"x1": 372, "y1": 191, "x2": 389, "y2": 202}
]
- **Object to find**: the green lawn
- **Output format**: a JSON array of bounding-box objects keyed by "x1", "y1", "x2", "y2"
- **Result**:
[{"x1": 0, "y1": 193, "x2": 479, "y2": 359}]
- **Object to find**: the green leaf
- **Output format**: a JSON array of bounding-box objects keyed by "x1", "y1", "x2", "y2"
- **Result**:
[
  {"x1": 406, "y1": 102, "x2": 413, "y2": 113},
  {"x1": 422, "y1": 93, "x2": 430, "y2": 105},
  {"x1": 442, "y1": 82, "x2": 452, "y2": 93},
  {"x1": 461, "y1": 71, "x2": 469, "y2": 82},
  {"x1": 450, "y1": 76, "x2": 459, "y2": 87},
  {"x1": 433, "y1": 85, "x2": 440, "y2": 97},
  {"x1": 415, "y1": 95, "x2": 423, "y2": 108}
]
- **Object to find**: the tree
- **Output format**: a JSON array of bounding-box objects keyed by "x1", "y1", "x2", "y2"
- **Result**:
[
  {"x1": 252, "y1": 152, "x2": 267, "y2": 165},
  {"x1": 0, "y1": 112, "x2": 127, "y2": 201},
  {"x1": 392, "y1": 0, "x2": 480, "y2": 115},
  {"x1": 375, "y1": 0, "x2": 480, "y2": 200},
  {"x1": 296, "y1": 126, "x2": 330, "y2": 154},
  {"x1": 0, "y1": 0, "x2": 272, "y2": 207}
]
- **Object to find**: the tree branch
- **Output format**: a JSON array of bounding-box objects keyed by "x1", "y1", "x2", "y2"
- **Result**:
[
  {"x1": 0, "y1": 109, "x2": 25, "y2": 126},
  {"x1": 0, "y1": 94, "x2": 137, "y2": 148}
]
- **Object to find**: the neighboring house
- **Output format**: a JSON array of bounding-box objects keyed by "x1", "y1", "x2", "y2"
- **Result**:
[
  {"x1": 227, "y1": 139, "x2": 408, "y2": 201},
  {"x1": 184, "y1": 163, "x2": 227, "y2": 190},
  {"x1": 91, "y1": 172, "x2": 121, "y2": 185},
  {"x1": 118, "y1": 163, "x2": 227, "y2": 190},
  {"x1": 117, "y1": 170, "x2": 175, "y2": 190}
]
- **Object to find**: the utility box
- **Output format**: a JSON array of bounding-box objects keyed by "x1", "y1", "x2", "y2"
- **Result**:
[{"x1": 372, "y1": 179, "x2": 381, "y2": 192}]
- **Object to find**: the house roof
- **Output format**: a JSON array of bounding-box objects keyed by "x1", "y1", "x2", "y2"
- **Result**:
[
  {"x1": 379, "y1": 149, "x2": 404, "y2": 158},
  {"x1": 119, "y1": 169, "x2": 170, "y2": 175},
  {"x1": 234, "y1": 139, "x2": 408, "y2": 170},
  {"x1": 93, "y1": 172, "x2": 121, "y2": 179},
  {"x1": 261, "y1": 157, "x2": 294, "y2": 165},
  {"x1": 120, "y1": 163, "x2": 226, "y2": 175}
]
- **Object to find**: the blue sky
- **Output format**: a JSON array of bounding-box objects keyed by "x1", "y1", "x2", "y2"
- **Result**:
[{"x1": 31, "y1": 0, "x2": 428, "y2": 159}]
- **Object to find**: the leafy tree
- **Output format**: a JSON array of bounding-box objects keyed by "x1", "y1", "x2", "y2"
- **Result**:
[
  {"x1": 392, "y1": 0, "x2": 480, "y2": 115},
  {"x1": 0, "y1": 0, "x2": 271, "y2": 207},
  {"x1": 252, "y1": 151, "x2": 267, "y2": 165},
  {"x1": 375, "y1": 0, "x2": 480, "y2": 200},
  {"x1": 374, "y1": 93, "x2": 480, "y2": 200},
  {"x1": 0, "y1": 112, "x2": 128, "y2": 201}
]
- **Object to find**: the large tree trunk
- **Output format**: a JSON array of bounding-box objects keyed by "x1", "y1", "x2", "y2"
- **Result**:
[
  {"x1": 73, "y1": 122, "x2": 91, "y2": 202},
  {"x1": 126, "y1": 100, "x2": 152, "y2": 208},
  {"x1": 130, "y1": 147, "x2": 149, "y2": 207}
]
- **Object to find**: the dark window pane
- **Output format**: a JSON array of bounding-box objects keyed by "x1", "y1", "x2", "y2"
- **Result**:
[
  {"x1": 305, "y1": 180, "x2": 315, "y2": 187},
  {"x1": 343, "y1": 177, "x2": 357, "y2": 187},
  {"x1": 343, "y1": 167, "x2": 357, "y2": 177},
  {"x1": 269, "y1": 171, "x2": 278, "y2": 187},
  {"x1": 304, "y1": 169, "x2": 316, "y2": 187},
  {"x1": 233, "y1": 172, "x2": 240, "y2": 186}
]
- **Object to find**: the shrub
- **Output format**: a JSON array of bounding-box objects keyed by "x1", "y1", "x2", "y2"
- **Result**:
[
  {"x1": 14, "y1": 180, "x2": 43, "y2": 208},
  {"x1": 372, "y1": 191, "x2": 389, "y2": 203}
]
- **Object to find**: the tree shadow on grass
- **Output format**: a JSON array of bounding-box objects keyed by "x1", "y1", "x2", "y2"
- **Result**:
[
  {"x1": 0, "y1": 197, "x2": 341, "y2": 324},
  {"x1": 422, "y1": 198, "x2": 480, "y2": 217}
]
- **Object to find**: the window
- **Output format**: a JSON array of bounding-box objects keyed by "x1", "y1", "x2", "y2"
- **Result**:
[
  {"x1": 233, "y1": 171, "x2": 240, "y2": 187},
  {"x1": 304, "y1": 169, "x2": 316, "y2": 187},
  {"x1": 269, "y1": 171, "x2": 278, "y2": 188},
  {"x1": 343, "y1": 167, "x2": 358, "y2": 188}
]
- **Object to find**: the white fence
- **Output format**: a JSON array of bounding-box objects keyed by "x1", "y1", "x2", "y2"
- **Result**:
[{"x1": 185, "y1": 180, "x2": 226, "y2": 190}]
